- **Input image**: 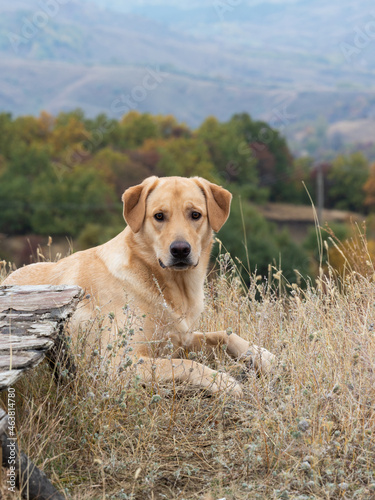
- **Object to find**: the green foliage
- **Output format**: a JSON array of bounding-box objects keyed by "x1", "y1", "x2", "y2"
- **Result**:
[
  {"x1": 198, "y1": 115, "x2": 264, "y2": 201},
  {"x1": 327, "y1": 152, "x2": 369, "y2": 212},
  {"x1": 215, "y1": 194, "x2": 309, "y2": 282},
  {"x1": 0, "y1": 109, "x2": 369, "y2": 280},
  {"x1": 77, "y1": 221, "x2": 125, "y2": 249},
  {"x1": 153, "y1": 114, "x2": 191, "y2": 139},
  {"x1": 30, "y1": 166, "x2": 118, "y2": 237},
  {"x1": 0, "y1": 112, "x2": 19, "y2": 158},
  {"x1": 226, "y1": 113, "x2": 295, "y2": 202},
  {"x1": 83, "y1": 113, "x2": 119, "y2": 152},
  {"x1": 117, "y1": 111, "x2": 160, "y2": 149},
  {"x1": 0, "y1": 144, "x2": 52, "y2": 233},
  {"x1": 293, "y1": 156, "x2": 315, "y2": 203},
  {"x1": 0, "y1": 138, "x2": 119, "y2": 236},
  {"x1": 155, "y1": 136, "x2": 216, "y2": 180},
  {"x1": 303, "y1": 223, "x2": 350, "y2": 267},
  {"x1": 274, "y1": 229, "x2": 310, "y2": 284},
  {"x1": 86, "y1": 147, "x2": 151, "y2": 197},
  {"x1": 197, "y1": 112, "x2": 301, "y2": 203}
]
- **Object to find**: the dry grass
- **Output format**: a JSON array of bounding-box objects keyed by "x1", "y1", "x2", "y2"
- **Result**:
[{"x1": 0, "y1": 246, "x2": 374, "y2": 500}]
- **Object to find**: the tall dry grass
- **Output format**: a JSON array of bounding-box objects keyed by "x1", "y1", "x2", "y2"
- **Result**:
[{"x1": 0, "y1": 241, "x2": 374, "y2": 499}]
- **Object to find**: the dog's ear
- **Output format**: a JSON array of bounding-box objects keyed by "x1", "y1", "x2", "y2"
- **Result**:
[
  {"x1": 193, "y1": 178, "x2": 232, "y2": 232},
  {"x1": 122, "y1": 176, "x2": 159, "y2": 233}
]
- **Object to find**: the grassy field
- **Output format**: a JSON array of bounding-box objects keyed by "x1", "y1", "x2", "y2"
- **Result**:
[{"x1": 0, "y1": 242, "x2": 374, "y2": 499}]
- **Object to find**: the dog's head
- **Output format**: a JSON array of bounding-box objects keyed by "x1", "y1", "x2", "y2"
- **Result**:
[{"x1": 122, "y1": 176, "x2": 232, "y2": 271}]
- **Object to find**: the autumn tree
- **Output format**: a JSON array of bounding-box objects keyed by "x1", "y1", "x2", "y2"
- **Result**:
[
  {"x1": 152, "y1": 114, "x2": 191, "y2": 139},
  {"x1": 117, "y1": 111, "x2": 160, "y2": 149},
  {"x1": 83, "y1": 113, "x2": 119, "y2": 153},
  {"x1": 144, "y1": 136, "x2": 216, "y2": 180},
  {"x1": 87, "y1": 147, "x2": 153, "y2": 197},
  {"x1": 50, "y1": 111, "x2": 91, "y2": 166},
  {"x1": 197, "y1": 115, "x2": 264, "y2": 200},
  {"x1": 228, "y1": 113, "x2": 296, "y2": 202}
]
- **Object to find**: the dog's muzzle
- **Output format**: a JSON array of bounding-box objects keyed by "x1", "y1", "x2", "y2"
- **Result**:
[{"x1": 159, "y1": 240, "x2": 194, "y2": 270}]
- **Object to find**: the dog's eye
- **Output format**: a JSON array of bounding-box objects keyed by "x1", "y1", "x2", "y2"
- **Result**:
[
  {"x1": 191, "y1": 211, "x2": 201, "y2": 220},
  {"x1": 154, "y1": 213, "x2": 164, "y2": 221}
]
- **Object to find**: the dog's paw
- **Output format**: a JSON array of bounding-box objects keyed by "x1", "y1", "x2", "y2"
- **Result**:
[
  {"x1": 244, "y1": 345, "x2": 276, "y2": 375},
  {"x1": 210, "y1": 372, "x2": 244, "y2": 399}
]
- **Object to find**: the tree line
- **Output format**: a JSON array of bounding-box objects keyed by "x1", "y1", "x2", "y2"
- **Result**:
[{"x1": 0, "y1": 109, "x2": 374, "y2": 281}]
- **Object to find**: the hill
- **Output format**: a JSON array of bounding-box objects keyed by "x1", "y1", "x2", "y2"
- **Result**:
[{"x1": 1, "y1": 0, "x2": 375, "y2": 155}]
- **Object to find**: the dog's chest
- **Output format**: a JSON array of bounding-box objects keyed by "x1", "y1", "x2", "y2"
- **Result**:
[{"x1": 165, "y1": 281, "x2": 204, "y2": 329}]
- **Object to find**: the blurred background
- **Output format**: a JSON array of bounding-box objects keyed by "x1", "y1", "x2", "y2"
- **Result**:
[{"x1": 1, "y1": 0, "x2": 375, "y2": 281}]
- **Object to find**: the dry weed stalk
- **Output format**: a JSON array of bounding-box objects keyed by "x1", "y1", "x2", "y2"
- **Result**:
[{"x1": 0, "y1": 247, "x2": 374, "y2": 499}]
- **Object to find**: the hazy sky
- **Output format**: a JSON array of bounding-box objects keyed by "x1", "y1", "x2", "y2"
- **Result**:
[{"x1": 87, "y1": 0, "x2": 302, "y2": 10}]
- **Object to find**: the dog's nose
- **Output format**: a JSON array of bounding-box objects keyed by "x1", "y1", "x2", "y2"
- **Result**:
[{"x1": 170, "y1": 241, "x2": 191, "y2": 259}]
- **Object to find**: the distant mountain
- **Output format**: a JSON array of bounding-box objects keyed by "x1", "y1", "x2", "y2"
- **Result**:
[{"x1": 1, "y1": 0, "x2": 375, "y2": 156}]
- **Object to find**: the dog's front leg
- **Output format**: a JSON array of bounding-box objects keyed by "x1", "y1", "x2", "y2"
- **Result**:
[
  {"x1": 135, "y1": 357, "x2": 243, "y2": 398},
  {"x1": 188, "y1": 331, "x2": 276, "y2": 374}
]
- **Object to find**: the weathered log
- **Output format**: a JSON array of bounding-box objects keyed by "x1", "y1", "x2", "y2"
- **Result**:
[
  {"x1": 0, "y1": 285, "x2": 84, "y2": 499},
  {"x1": 0, "y1": 285, "x2": 84, "y2": 314},
  {"x1": 0, "y1": 285, "x2": 84, "y2": 391},
  {"x1": 0, "y1": 407, "x2": 8, "y2": 435},
  {"x1": 0, "y1": 370, "x2": 24, "y2": 389},
  {"x1": 0, "y1": 351, "x2": 42, "y2": 370}
]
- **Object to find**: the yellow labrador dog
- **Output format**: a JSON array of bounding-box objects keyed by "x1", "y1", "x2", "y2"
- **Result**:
[{"x1": 3, "y1": 176, "x2": 275, "y2": 397}]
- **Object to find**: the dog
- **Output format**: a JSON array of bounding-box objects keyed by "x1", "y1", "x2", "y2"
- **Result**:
[{"x1": 3, "y1": 176, "x2": 275, "y2": 397}]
